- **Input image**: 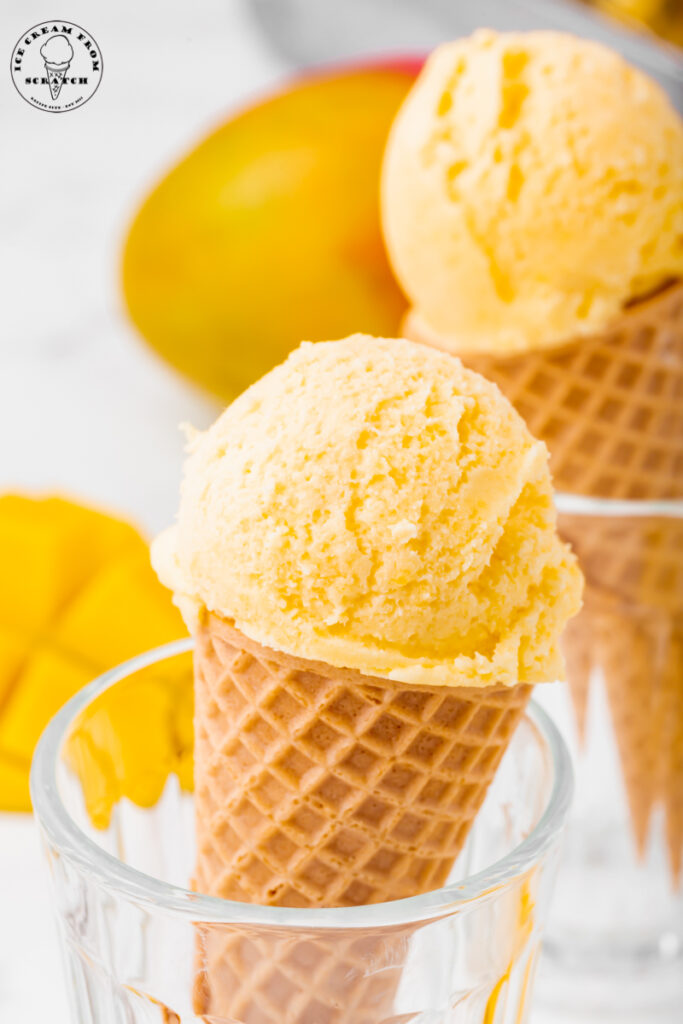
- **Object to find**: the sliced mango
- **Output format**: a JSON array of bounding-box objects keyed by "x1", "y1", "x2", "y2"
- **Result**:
[
  {"x1": 0, "y1": 626, "x2": 29, "y2": 709},
  {"x1": 0, "y1": 756, "x2": 31, "y2": 811},
  {"x1": 0, "y1": 495, "x2": 140, "y2": 632},
  {"x1": 0, "y1": 495, "x2": 191, "y2": 816},
  {"x1": 0, "y1": 648, "x2": 93, "y2": 761},
  {"x1": 54, "y1": 552, "x2": 186, "y2": 668},
  {"x1": 64, "y1": 656, "x2": 193, "y2": 829}
]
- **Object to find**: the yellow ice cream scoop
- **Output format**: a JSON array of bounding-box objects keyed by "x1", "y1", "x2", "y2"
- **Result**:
[
  {"x1": 381, "y1": 29, "x2": 683, "y2": 355},
  {"x1": 153, "y1": 335, "x2": 582, "y2": 689}
]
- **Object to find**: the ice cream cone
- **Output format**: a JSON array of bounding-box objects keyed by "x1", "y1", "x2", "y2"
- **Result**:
[
  {"x1": 192, "y1": 612, "x2": 532, "y2": 1018},
  {"x1": 405, "y1": 282, "x2": 683, "y2": 876},
  {"x1": 152, "y1": 335, "x2": 581, "y2": 1016},
  {"x1": 44, "y1": 61, "x2": 70, "y2": 100}
]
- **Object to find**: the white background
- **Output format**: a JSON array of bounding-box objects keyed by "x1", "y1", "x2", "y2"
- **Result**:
[{"x1": 0, "y1": 3, "x2": 679, "y2": 1021}]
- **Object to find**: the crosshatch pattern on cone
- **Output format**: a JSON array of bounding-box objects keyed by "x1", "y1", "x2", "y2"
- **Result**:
[
  {"x1": 193, "y1": 614, "x2": 532, "y2": 909},
  {"x1": 458, "y1": 281, "x2": 683, "y2": 500},
  {"x1": 452, "y1": 281, "x2": 682, "y2": 880}
]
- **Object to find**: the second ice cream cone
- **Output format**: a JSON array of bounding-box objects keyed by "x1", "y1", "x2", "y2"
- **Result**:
[
  {"x1": 382, "y1": 30, "x2": 683, "y2": 879},
  {"x1": 449, "y1": 287, "x2": 683, "y2": 874},
  {"x1": 406, "y1": 283, "x2": 683, "y2": 878}
]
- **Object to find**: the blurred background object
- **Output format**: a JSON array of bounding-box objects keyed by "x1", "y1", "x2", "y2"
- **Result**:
[
  {"x1": 122, "y1": 0, "x2": 680, "y2": 406},
  {"x1": 585, "y1": 0, "x2": 683, "y2": 47},
  {"x1": 246, "y1": 0, "x2": 681, "y2": 106}
]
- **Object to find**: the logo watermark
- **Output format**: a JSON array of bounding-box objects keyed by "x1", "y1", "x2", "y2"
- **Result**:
[{"x1": 11, "y1": 21, "x2": 102, "y2": 112}]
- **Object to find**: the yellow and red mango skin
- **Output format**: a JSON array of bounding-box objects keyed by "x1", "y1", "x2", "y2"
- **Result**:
[{"x1": 122, "y1": 63, "x2": 420, "y2": 401}]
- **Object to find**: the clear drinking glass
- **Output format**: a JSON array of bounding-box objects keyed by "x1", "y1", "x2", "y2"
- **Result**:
[
  {"x1": 536, "y1": 495, "x2": 683, "y2": 1014},
  {"x1": 31, "y1": 641, "x2": 572, "y2": 1023}
]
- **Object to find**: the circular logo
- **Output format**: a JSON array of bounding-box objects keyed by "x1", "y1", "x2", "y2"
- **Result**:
[{"x1": 11, "y1": 21, "x2": 102, "y2": 112}]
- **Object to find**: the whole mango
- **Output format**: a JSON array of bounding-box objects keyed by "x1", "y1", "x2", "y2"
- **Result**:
[{"x1": 122, "y1": 62, "x2": 418, "y2": 400}]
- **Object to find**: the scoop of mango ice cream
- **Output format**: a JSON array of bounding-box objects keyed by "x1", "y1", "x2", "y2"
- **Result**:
[
  {"x1": 154, "y1": 335, "x2": 581, "y2": 688},
  {"x1": 381, "y1": 30, "x2": 683, "y2": 355}
]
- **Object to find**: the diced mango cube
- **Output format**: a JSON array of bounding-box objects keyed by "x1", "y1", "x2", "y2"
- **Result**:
[
  {"x1": 0, "y1": 626, "x2": 30, "y2": 709},
  {"x1": 0, "y1": 648, "x2": 93, "y2": 761},
  {"x1": 64, "y1": 660, "x2": 194, "y2": 828},
  {"x1": 54, "y1": 553, "x2": 184, "y2": 668},
  {"x1": 0, "y1": 495, "x2": 188, "y2": 816},
  {"x1": 0, "y1": 756, "x2": 31, "y2": 811},
  {"x1": 0, "y1": 496, "x2": 142, "y2": 631},
  {"x1": 64, "y1": 728, "x2": 119, "y2": 831}
]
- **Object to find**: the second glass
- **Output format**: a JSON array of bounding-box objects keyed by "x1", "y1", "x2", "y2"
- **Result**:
[{"x1": 537, "y1": 494, "x2": 683, "y2": 1013}]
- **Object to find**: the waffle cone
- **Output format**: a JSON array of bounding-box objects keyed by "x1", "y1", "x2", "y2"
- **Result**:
[
  {"x1": 192, "y1": 613, "x2": 531, "y2": 1020},
  {"x1": 558, "y1": 512, "x2": 683, "y2": 875},
  {"x1": 405, "y1": 281, "x2": 683, "y2": 879},
  {"x1": 407, "y1": 282, "x2": 683, "y2": 502}
]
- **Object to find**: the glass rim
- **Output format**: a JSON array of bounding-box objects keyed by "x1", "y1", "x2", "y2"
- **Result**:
[
  {"x1": 554, "y1": 492, "x2": 683, "y2": 518},
  {"x1": 31, "y1": 638, "x2": 572, "y2": 930}
]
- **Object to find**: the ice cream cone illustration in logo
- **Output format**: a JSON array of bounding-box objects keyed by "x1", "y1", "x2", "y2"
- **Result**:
[{"x1": 40, "y1": 35, "x2": 74, "y2": 100}]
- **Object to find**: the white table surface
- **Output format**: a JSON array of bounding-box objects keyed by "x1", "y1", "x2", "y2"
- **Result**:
[{"x1": 0, "y1": 3, "x2": 678, "y2": 1022}]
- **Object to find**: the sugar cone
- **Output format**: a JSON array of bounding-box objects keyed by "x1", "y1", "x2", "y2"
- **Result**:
[
  {"x1": 405, "y1": 281, "x2": 683, "y2": 878},
  {"x1": 193, "y1": 612, "x2": 531, "y2": 1020}
]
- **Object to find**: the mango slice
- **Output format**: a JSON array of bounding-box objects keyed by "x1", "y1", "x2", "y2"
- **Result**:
[
  {"x1": 64, "y1": 657, "x2": 192, "y2": 830},
  {"x1": 0, "y1": 495, "x2": 189, "y2": 814},
  {"x1": 122, "y1": 62, "x2": 418, "y2": 401}
]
